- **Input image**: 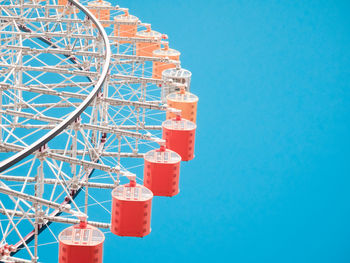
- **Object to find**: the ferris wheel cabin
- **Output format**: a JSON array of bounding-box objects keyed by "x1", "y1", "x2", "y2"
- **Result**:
[
  {"x1": 114, "y1": 10, "x2": 139, "y2": 43},
  {"x1": 152, "y1": 43, "x2": 180, "y2": 79},
  {"x1": 136, "y1": 25, "x2": 162, "y2": 57},
  {"x1": 144, "y1": 146, "x2": 181, "y2": 197},
  {"x1": 58, "y1": 224, "x2": 105, "y2": 263},
  {"x1": 111, "y1": 181, "x2": 153, "y2": 237},
  {"x1": 87, "y1": 0, "x2": 112, "y2": 27},
  {"x1": 166, "y1": 89, "x2": 198, "y2": 123},
  {"x1": 161, "y1": 68, "x2": 192, "y2": 102},
  {"x1": 58, "y1": 0, "x2": 79, "y2": 13},
  {"x1": 162, "y1": 116, "x2": 197, "y2": 161}
]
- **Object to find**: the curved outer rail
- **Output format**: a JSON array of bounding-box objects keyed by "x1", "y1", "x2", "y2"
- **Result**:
[{"x1": 0, "y1": 0, "x2": 111, "y2": 173}]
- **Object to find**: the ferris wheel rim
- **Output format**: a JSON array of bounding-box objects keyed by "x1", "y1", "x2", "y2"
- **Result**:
[{"x1": 0, "y1": 0, "x2": 111, "y2": 174}]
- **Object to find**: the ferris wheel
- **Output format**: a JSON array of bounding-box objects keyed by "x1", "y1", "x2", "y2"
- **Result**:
[{"x1": 0, "y1": 0, "x2": 199, "y2": 262}]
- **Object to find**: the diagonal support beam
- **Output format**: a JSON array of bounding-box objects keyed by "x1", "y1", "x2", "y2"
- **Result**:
[{"x1": 0, "y1": 186, "x2": 75, "y2": 215}]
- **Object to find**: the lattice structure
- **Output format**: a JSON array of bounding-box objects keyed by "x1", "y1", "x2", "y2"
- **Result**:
[{"x1": 0, "y1": 1, "x2": 198, "y2": 262}]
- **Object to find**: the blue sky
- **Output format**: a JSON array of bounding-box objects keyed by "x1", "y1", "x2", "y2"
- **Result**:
[
  {"x1": 5, "y1": 0, "x2": 350, "y2": 262},
  {"x1": 101, "y1": 1, "x2": 350, "y2": 262}
]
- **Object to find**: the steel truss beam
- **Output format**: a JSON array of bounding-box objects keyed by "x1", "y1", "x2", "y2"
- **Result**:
[
  {"x1": 0, "y1": 31, "x2": 162, "y2": 43},
  {"x1": 0, "y1": 64, "x2": 99, "y2": 77},
  {"x1": 0, "y1": 256, "x2": 32, "y2": 263},
  {"x1": 0, "y1": 110, "x2": 161, "y2": 140},
  {"x1": 0, "y1": 85, "x2": 167, "y2": 109},
  {"x1": 0, "y1": 142, "x2": 122, "y2": 174},
  {"x1": 0, "y1": 209, "x2": 111, "y2": 229},
  {"x1": 2, "y1": 45, "x2": 102, "y2": 58},
  {"x1": 0, "y1": 186, "x2": 75, "y2": 215},
  {"x1": 0, "y1": 123, "x2": 162, "y2": 130},
  {"x1": 0, "y1": 176, "x2": 116, "y2": 189},
  {"x1": 1, "y1": 45, "x2": 178, "y2": 64}
]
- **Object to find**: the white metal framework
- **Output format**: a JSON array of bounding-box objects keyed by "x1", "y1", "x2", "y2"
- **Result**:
[{"x1": 0, "y1": 0, "x2": 188, "y2": 262}]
